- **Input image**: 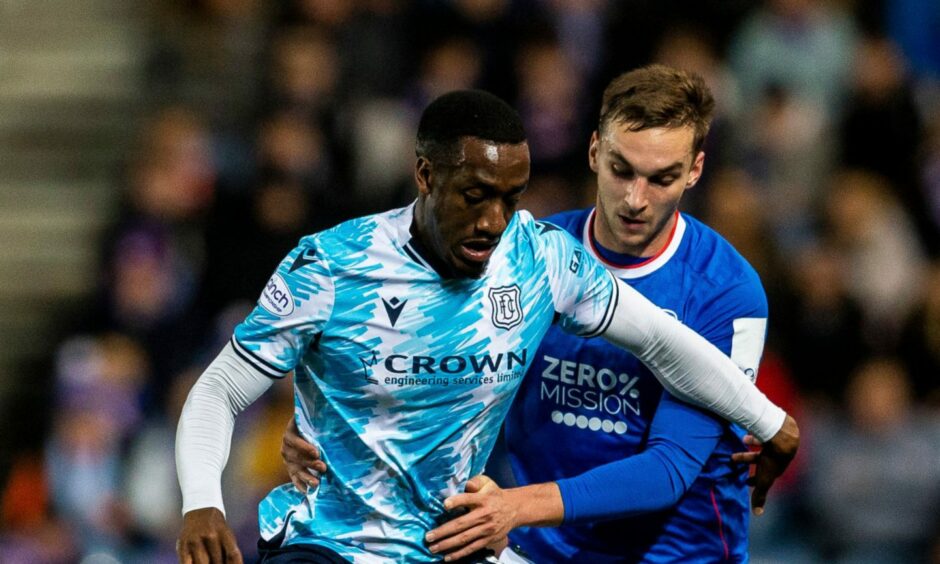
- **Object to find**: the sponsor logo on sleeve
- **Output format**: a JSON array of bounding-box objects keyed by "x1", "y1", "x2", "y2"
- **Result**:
[
  {"x1": 260, "y1": 273, "x2": 295, "y2": 316},
  {"x1": 569, "y1": 249, "x2": 582, "y2": 274}
]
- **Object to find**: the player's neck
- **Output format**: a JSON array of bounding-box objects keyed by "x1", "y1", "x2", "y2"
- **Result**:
[
  {"x1": 410, "y1": 199, "x2": 458, "y2": 278},
  {"x1": 592, "y1": 210, "x2": 677, "y2": 259}
]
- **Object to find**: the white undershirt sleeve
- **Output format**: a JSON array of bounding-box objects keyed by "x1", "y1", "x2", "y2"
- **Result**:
[
  {"x1": 601, "y1": 277, "x2": 786, "y2": 442},
  {"x1": 176, "y1": 342, "x2": 274, "y2": 515}
]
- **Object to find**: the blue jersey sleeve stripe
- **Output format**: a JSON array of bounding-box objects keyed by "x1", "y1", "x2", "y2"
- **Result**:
[
  {"x1": 582, "y1": 271, "x2": 619, "y2": 338},
  {"x1": 230, "y1": 336, "x2": 288, "y2": 379}
]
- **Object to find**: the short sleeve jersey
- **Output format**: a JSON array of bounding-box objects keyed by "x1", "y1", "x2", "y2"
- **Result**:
[{"x1": 232, "y1": 203, "x2": 617, "y2": 562}]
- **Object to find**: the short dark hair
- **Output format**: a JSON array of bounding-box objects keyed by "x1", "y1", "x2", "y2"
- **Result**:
[
  {"x1": 416, "y1": 90, "x2": 526, "y2": 164},
  {"x1": 599, "y1": 64, "x2": 715, "y2": 154}
]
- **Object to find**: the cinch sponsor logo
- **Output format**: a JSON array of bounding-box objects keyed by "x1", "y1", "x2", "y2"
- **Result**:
[
  {"x1": 260, "y1": 274, "x2": 294, "y2": 316},
  {"x1": 540, "y1": 355, "x2": 641, "y2": 418}
]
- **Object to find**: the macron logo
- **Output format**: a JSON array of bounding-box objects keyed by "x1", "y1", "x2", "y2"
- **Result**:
[
  {"x1": 382, "y1": 297, "x2": 407, "y2": 327},
  {"x1": 289, "y1": 247, "x2": 318, "y2": 273}
]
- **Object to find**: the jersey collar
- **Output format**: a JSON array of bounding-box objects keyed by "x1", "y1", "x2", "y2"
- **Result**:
[{"x1": 582, "y1": 208, "x2": 686, "y2": 279}]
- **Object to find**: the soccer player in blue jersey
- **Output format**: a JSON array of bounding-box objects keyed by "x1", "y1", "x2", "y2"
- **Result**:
[{"x1": 177, "y1": 89, "x2": 796, "y2": 564}]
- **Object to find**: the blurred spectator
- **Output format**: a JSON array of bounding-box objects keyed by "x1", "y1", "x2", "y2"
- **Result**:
[
  {"x1": 409, "y1": 36, "x2": 483, "y2": 108},
  {"x1": 922, "y1": 111, "x2": 940, "y2": 249},
  {"x1": 735, "y1": 82, "x2": 829, "y2": 252},
  {"x1": 121, "y1": 369, "x2": 198, "y2": 561},
  {"x1": 83, "y1": 107, "x2": 217, "y2": 396},
  {"x1": 146, "y1": 0, "x2": 269, "y2": 131},
  {"x1": 45, "y1": 334, "x2": 149, "y2": 560},
  {"x1": 897, "y1": 261, "x2": 940, "y2": 405},
  {"x1": 203, "y1": 172, "x2": 321, "y2": 312},
  {"x1": 410, "y1": 0, "x2": 520, "y2": 97},
  {"x1": 729, "y1": 0, "x2": 859, "y2": 121},
  {"x1": 806, "y1": 357, "x2": 940, "y2": 563},
  {"x1": 653, "y1": 26, "x2": 742, "y2": 206},
  {"x1": 267, "y1": 26, "x2": 340, "y2": 112},
  {"x1": 698, "y1": 167, "x2": 788, "y2": 302},
  {"x1": 824, "y1": 169, "x2": 928, "y2": 343},
  {"x1": 838, "y1": 34, "x2": 938, "y2": 254},
  {"x1": 729, "y1": 0, "x2": 860, "y2": 251},
  {"x1": 776, "y1": 243, "x2": 870, "y2": 404},
  {"x1": 515, "y1": 37, "x2": 587, "y2": 175},
  {"x1": 539, "y1": 0, "x2": 610, "y2": 86}
]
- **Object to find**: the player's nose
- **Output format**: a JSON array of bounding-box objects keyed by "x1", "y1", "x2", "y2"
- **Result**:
[
  {"x1": 624, "y1": 178, "x2": 649, "y2": 211},
  {"x1": 476, "y1": 200, "x2": 509, "y2": 236}
]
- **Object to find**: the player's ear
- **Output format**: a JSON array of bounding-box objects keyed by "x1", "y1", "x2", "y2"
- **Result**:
[
  {"x1": 588, "y1": 131, "x2": 600, "y2": 173},
  {"x1": 415, "y1": 156, "x2": 433, "y2": 196},
  {"x1": 686, "y1": 151, "x2": 705, "y2": 188}
]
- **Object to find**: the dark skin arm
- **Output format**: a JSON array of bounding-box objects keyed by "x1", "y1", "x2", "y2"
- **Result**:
[
  {"x1": 177, "y1": 507, "x2": 242, "y2": 564},
  {"x1": 731, "y1": 413, "x2": 800, "y2": 515},
  {"x1": 281, "y1": 418, "x2": 328, "y2": 493}
]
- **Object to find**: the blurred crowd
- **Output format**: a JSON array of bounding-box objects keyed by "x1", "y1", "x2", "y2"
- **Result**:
[{"x1": 2, "y1": 0, "x2": 940, "y2": 562}]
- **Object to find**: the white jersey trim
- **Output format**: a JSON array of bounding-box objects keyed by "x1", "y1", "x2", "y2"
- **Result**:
[{"x1": 581, "y1": 209, "x2": 687, "y2": 279}]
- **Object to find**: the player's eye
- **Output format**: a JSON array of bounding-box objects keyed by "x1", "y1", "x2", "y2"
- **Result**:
[
  {"x1": 651, "y1": 176, "x2": 677, "y2": 187},
  {"x1": 611, "y1": 163, "x2": 634, "y2": 178},
  {"x1": 463, "y1": 191, "x2": 485, "y2": 205}
]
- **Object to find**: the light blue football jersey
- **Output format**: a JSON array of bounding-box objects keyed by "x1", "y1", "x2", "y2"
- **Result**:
[{"x1": 231, "y1": 203, "x2": 617, "y2": 562}]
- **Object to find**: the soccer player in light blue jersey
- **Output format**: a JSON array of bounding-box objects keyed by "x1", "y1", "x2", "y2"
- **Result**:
[{"x1": 176, "y1": 89, "x2": 797, "y2": 564}]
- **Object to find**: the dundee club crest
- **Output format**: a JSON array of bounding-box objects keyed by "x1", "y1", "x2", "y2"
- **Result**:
[{"x1": 488, "y1": 285, "x2": 523, "y2": 330}]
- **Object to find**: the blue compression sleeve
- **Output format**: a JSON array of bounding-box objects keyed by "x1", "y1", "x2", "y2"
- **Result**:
[{"x1": 556, "y1": 391, "x2": 725, "y2": 523}]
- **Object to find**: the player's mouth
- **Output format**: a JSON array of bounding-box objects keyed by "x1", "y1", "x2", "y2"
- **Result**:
[
  {"x1": 618, "y1": 215, "x2": 646, "y2": 232},
  {"x1": 458, "y1": 238, "x2": 499, "y2": 264}
]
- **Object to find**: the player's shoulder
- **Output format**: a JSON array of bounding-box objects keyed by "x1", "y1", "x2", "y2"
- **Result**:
[
  {"x1": 512, "y1": 209, "x2": 588, "y2": 260},
  {"x1": 679, "y1": 214, "x2": 765, "y2": 303},
  {"x1": 307, "y1": 205, "x2": 406, "y2": 255},
  {"x1": 539, "y1": 208, "x2": 592, "y2": 238},
  {"x1": 681, "y1": 215, "x2": 759, "y2": 280}
]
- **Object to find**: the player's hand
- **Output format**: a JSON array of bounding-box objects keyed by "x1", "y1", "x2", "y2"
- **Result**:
[
  {"x1": 425, "y1": 475, "x2": 516, "y2": 561},
  {"x1": 731, "y1": 413, "x2": 800, "y2": 516},
  {"x1": 177, "y1": 507, "x2": 242, "y2": 564},
  {"x1": 281, "y1": 418, "x2": 328, "y2": 493}
]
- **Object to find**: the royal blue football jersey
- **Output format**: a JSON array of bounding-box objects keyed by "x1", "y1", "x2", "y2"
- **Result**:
[
  {"x1": 504, "y1": 208, "x2": 768, "y2": 563},
  {"x1": 232, "y1": 203, "x2": 618, "y2": 562}
]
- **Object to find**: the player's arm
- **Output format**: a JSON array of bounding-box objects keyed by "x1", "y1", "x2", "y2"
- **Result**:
[
  {"x1": 423, "y1": 393, "x2": 724, "y2": 560},
  {"x1": 541, "y1": 226, "x2": 798, "y2": 510},
  {"x1": 176, "y1": 344, "x2": 272, "y2": 564},
  {"x1": 177, "y1": 239, "x2": 333, "y2": 564},
  {"x1": 598, "y1": 276, "x2": 799, "y2": 511},
  {"x1": 598, "y1": 276, "x2": 784, "y2": 441},
  {"x1": 538, "y1": 222, "x2": 788, "y2": 441}
]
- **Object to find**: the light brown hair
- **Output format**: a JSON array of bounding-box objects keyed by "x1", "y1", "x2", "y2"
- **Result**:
[{"x1": 599, "y1": 64, "x2": 715, "y2": 154}]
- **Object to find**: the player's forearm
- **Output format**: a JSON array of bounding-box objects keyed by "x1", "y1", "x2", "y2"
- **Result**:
[
  {"x1": 504, "y1": 482, "x2": 565, "y2": 528},
  {"x1": 601, "y1": 279, "x2": 786, "y2": 442},
  {"x1": 176, "y1": 342, "x2": 273, "y2": 514}
]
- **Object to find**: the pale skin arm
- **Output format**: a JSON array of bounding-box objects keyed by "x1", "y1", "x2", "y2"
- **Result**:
[{"x1": 424, "y1": 476, "x2": 562, "y2": 561}]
